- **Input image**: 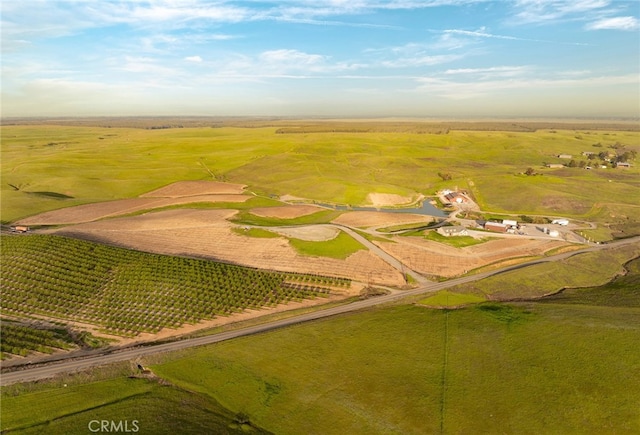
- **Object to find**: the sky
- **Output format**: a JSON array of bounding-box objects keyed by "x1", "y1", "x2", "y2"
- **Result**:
[{"x1": 2, "y1": 0, "x2": 639, "y2": 118}]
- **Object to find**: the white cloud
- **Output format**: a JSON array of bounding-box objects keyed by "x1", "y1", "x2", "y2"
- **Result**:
[
  {"x1": 382, "y1": 54, "x2": 463, "y2": 68},
  {"x1": 416, "y1": 72, "x2": 640, "y2": 99},
  {"x1": 586, "y1": 16, "x2": 639, "y2": 31},
  {"x1": 260, "y1": 49, "x2": 326, "y2": 65},
  {"x1": 444, "y1": 66, "x2": 529, "y2": 78},
  {"x1": 442, "y1": 28, "x2": 589, "y2": 46},
  {"x1": 184, "y1": 55, "x2": 203, "y2": 62},
  {"x1": 511, "y1": 0, "x2": 611, "y2": 24}
]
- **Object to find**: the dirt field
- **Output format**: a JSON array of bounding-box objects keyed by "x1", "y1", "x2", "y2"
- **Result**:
[
  {"x1": 270, "y1": 225, "x2": 340, "y2": 241},
  {"x1": 367, "y1": 192, "x2": 414, "y2": 206},
  {"x1": 376, "y1": 236, "x2": 569, "y2": 277},
  {"x1": 332, "y1": 211, "x2": 433, "y2": 228},
  {"x1": 250, "y1": 205, "x2": 325, "y2": 219},
  {"x1": 54, "y1": 209, "x2": 405, "y2": 286},
  {"x1": 140, "y1": 180, "x2": 247, "y2": 197},
  {"x1": 16, "y1": 195, "x2": 251, "y2": 225}
]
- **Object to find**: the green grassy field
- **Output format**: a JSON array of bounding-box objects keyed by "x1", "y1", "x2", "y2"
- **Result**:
[
  {"x1": 418, "y1": 290, "x2": 486, "y2": 307},
  {"x1": 2, "y1": 125, "x2": 639, "y2": 239},
  {"x1": 0, "y1": 376, "x2": 271, "y2": 434},
  {"x1": 150, "y1": 294, "x2": 640, "y2": 434},
  {"x1": 288, "y1": 230, "x2": 366, "y2": 259},
  {"x1": 451, "y1": 243, "x2": 640, "y2": 299},
  {"x1": 423, "y1": 230, "x2": 491, "y2": 247}
]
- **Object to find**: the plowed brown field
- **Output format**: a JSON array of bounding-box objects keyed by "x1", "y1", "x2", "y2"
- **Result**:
[
  {"x1": 140, "y1": 180, "x2": 246, "y2": 197},
  {"x1": 250, "y1": 205, "x2": 325, "y2": 219},
  {"x1": 16, "y1": 195, "x2": 250, "y2": 225},
  {"x1": 54, "y1": 209, "x2": 405, "y2": 286},
  {"x1": 332, "y1": 211, "x2": 432, "y2": 228},
  {"x1": 376, "y1": 236, "x2": 569, "y2": 277}
]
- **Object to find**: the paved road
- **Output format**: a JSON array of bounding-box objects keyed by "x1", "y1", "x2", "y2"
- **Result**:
[{"x1": 2, "y1": 235, "x2": 637, "y2": 386}]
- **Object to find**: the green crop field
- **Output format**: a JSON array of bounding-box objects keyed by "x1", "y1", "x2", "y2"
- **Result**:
[
  {"x1": 2, "y1": 125, "x2": 639, "y2": 239},
  {"x1": 1, "y1": 234, "x2": 347, "y2": 339}
]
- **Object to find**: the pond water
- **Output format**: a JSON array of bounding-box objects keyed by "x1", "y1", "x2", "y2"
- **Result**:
[{"x1": 317, "y1": 200, "x2": 448, "y2": 218}]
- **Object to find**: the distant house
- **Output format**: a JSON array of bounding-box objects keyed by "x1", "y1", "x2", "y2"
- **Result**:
[
  {"x1": 557, "y1": 154, "x2": 572, "y2": 159},
  {"x1": 437, "y1": 226, "x2": 469, "y2": 237},
  {"x1": 546, "y1": 163, "x2": 564, "y2": 168},
  {"x1": 484, "y1": 222, "x2": 508, "y2": 233},
  {"x1": 616, "y1": 162, "x2": 631, "y2": 168}
]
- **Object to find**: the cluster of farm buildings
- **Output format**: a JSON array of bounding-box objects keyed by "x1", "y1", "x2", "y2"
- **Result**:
[
  {"x1": 546, "y1": 152, "x2": 632, "y2": 169},
  {"x1": 437, "y1": 218, "x2": 569, "y2": 237}
]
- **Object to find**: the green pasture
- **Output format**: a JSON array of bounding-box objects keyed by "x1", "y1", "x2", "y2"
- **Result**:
[
  {"x1": 418, "y1": 290, "x2": 486, "y2": 307},
  {"x1": 3, "y1": 126, "x2": 638, "y2": 233},
  {"x1": 423, "y1": 230, "x2": 490, "y2": 247},
  {"x1": 451, "y1": 243, "x2": 640, "y2": 300},
  {"x1": 0, "y1": 377, "x2": 269, "y2": 434},
  {"x1": 232, "y1": 208, "x2": 343, "y2": 226},
  {"x1": 150, "y1": 296, "x2": 640, "y2": 434},
  {"x1": 288, "y1": 230, "x2": 366, "y2": 259},
  {"x1": 538, "y1": 257, "x2": 640, "y2": 307},
  {"x1": 232, "y1": 226, "x2": 366, "y2": 259}
]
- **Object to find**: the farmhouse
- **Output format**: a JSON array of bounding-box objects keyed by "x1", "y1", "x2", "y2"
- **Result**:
[
  {"x1": 484, "y1": 222, "x2": 507, "y2": 233},
  {"x1": 546, "y1": 163, "x2": 564, "y2": 168},
  {"x1": 557, "y1": 154, "x2": 572, "y2": 159},
  {"x1": 443, "y1": 191, "x2": 468, "y2": 204},
  {"x1": 437, "y1": 226, "x2": 469, "y2": 237}
]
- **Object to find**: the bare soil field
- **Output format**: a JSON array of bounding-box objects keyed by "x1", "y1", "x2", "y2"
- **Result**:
[
  {"x1": 332, "y1": 211, "x2": 433, "y2": 228},
  {"x1": 250, "y1": 205, "x2": 325, "y2": 219},
  {"x1": 376, "y1": 236, "x2": 569, "y2": 277},
  {"x1": 270, "y1": 225, "x2": 340, "y2": 241},
  {"x1": 367, "y1": 192, "x2": 414, "y2": 207},
  {"x1": 54, "y1": 209, "x2": 405, "y2": 286},
  {"x1": 16, "y1": 195, "x2": 251, "y2": 225},
  {"x1": 140, "y1": 180, "x2": 247, "y2": 197}
]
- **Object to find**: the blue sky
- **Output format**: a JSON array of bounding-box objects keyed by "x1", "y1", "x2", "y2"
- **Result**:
[{"x1": 2, "y1": 0, "x2": 639, "y2": 118}]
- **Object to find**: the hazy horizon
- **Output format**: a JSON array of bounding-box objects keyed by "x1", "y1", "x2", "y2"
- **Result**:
[{"x1": 2, "y1": 1, "x2": 639, "y2": 118}]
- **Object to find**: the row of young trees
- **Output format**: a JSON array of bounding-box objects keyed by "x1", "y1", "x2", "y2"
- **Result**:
[
  {"x1": 1, "y1": 235, "x2": 349, "y2": 336},
  {"x1": 0, "y1": 322, "x2": 73, "y2": 358}
]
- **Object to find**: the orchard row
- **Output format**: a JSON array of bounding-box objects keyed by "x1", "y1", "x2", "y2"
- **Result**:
[{"x1": 1, "y1": 235, "x2": 349, "y2": 337}]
